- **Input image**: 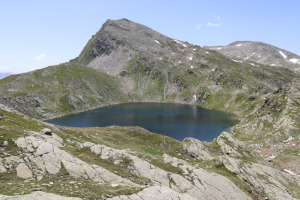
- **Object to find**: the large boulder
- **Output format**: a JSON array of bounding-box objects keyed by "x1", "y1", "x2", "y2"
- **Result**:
[
  {"x1": 16, "y1": 163, "x2": 33, "y2": 179},
  {"x1": 183, "y1": 138, "x2": 212, "y2": 160}
]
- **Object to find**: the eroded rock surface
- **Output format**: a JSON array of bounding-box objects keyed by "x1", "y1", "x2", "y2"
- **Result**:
[{"x1": 0, "y1": 191, "x2": 82, "y2": 200}]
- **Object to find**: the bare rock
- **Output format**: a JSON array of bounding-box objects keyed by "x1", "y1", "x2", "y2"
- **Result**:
[
  {"x1": 16, "y1": 137, "x2": 27, "y2": 148},
  {"x1": 170, "y1": 174, "x2": 193, "y2": 192},
  {"x1": 0, "y1": 162, "x2": 7, "y2": 173},
  {"x1": 42, "y1": 152, "x2": 61, "y2": 174},
  {"x1": 183, "y1": 138, "x2": 212, "y2": 160},
  {"x1": 0, "y1": 191, "x2": 82, "y2": 199},
  {"x1": 16, "y1": 163, "x2": 33, "y2": 179},
  {"x1": 216, "y1": 132, "x2": 244, "y2": 158},
  {"x1": 41, "y1": 128, "x2": 52, "y2": 136},
  {"x1": 107, "y1": 186, "x2": 197, "y2": 200},
  {"x1": 35, "y1": 142, "x2": 53, "y2": 156},
  {"x1": 5, "y1": 156, "x2": 23, "y2": 165}
]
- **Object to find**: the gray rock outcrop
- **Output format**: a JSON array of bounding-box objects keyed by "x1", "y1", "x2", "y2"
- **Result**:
[
  {"x1": 16, "y1": 163, "x2": 32, "y2": 179},
  {"x1": 107, "y1": 186, "x2": 196, "y2": 200},
  {"x1": 183, "y1": 138, "x2": 212, "y2": 160},
  {"x1": 217, "y1": 132, "x2": 300, "y2": 200},
  {"x1": 0, "y1": 191, "x2": 82, "y2": 200},
  {"x1": 14, "y1": 132, "x2": 134, "y2": 185}
]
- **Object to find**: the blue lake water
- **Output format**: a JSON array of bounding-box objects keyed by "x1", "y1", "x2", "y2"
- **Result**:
[{"x1": 47, "y1": 102, "x2": 238, "y2": 142}]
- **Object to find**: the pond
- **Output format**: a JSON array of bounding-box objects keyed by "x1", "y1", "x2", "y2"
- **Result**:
[{"x1": 47, "y1": 102, "x2": 238, "y2": 142}]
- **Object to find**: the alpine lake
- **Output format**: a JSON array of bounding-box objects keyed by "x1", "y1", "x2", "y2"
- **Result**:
[{"x1": 47, "y1": 102, "x2": 239, "y2": 142}]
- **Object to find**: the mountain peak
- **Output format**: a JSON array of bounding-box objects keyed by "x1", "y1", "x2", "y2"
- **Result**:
[{"x1": 76, "y1": 18, "x2": 188, "y2": 65}]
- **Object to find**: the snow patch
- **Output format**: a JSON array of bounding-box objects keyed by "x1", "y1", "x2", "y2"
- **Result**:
[
  {"x1": 205, "y1": 52, "x2": 209, "y2": 54},
  {"x1": 232, "y1": 59, "x2": 243, "y2": 63},
  {"x1": 236, "y1": 44, "x2": 242, "y2": 47},
  {"x1": 271, "y1": 64, "x2": 276, "y2": 66},
  {"x1": 279, "y1": 51, "x2": 287, "y2": 59},
  {"x1": 193, "y1": 95, "x2": 197, "y2": 100},
  {"x1": 258, "y1": 55, "x2": 261, "y2": 58},
  {"x1": 217, "y1": 47, "x2": 222, "y2": 50},
  {"x1": 173, "y1": 40, "x2": 187, "y2": 47},
  {"x1": 284, "y1": 169, "x2": 299, "y2": 177},
  {"x1": 188, "y1": 56, "x2": 193, "y2": 61},
  {"x1": 193, "y1": 48, "x2": 196, "y2": 51},
  {"x1": 250, "y1": 63, "x2": 258, "y2": 67},
  {"x1": 154, "y1": 40, "x2": 160, "y2": 44},
  {"x1": 179, "y1": 61, "x2": 182, "y2": 64},
  {"x1": 289, "y1": 58, "x2": 300, "y2": 64},
  {"x1": 190, "y1": 66, "x2": 194, "y2": 69}
]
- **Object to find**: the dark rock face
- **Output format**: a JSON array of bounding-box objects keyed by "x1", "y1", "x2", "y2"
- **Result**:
[
  {"x1": 200, "y1": 64, "x2": 209, "y2": 68},
  {"x1": 261, "y1": 98, "x2": 276, "y2": 110},
  {"x1": 94, "y1": 31, "x2": 124, "y2": 56},
  {"x1": 187, "y1": 69, "x2": 194, "y2": 74},
  {"x1": 120, "y1": 71, "x2": 128, "y2": 77},
  {"x1": 42, "y1": 128, "x2": 52, "y2": 136},
  {"x1": 247, "y1": 96, "x2": 256, "y2": 101},
  {"x1": 197, "y1": 89, "x2": 210, "y2": 103}
]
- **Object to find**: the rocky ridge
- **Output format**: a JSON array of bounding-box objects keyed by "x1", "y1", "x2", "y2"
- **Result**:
[{"x1": 205, "y1": 41, "x2": 300, "y2": 72}]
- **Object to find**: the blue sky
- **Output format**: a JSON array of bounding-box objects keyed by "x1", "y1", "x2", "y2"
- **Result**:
[{"x1": 0, "y1": 0, "x2": 299, "y2": 74}]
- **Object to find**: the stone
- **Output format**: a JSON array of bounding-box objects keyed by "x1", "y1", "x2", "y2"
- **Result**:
[
  {"x1": 62, "y1": 160, "x2": 87, "y2": 178},
  {"x1": 41, "y1": 128, "x2": 52, "y2": 136},
  {"x1": 29, "y1": 155, "x2": 46, "y2": 172},
  {"x1": 107, "y1": 186, "x2": 197, "y2": 200},
  {"x1": 81, "y1": 142, "x2": 95, "y2": 148},
  {"x1": 35, "y1": 142, "x2": 53, "y2": 156},
  {"x1": 0, "y1": 191, "x2": 82, "y2": 199},
  {"x1": 16, "y1": 163, "x2": 33, "y2": 179},
  {"x1": 16, "y1": 137, "x2": 27, "y2": 148},
  {"x1": 3, "y1": 140, "x2": 8, "y2": 146},
  {"x1": 0, "y1": 163, "x2": 7, "y2": 173},
  {"x1": 183, "y1": 138, "x2": 212, "y2": 160},
  {"x1": 111, "y1": 183, "x2": 119, "y2": 188},
  {"x1": 42, "y1": 152, "x2": 61, "y2": 174},
  {"x1": 170, "y1": 174, "x2": 193, "y2": 192},
  {"x1": 5, "y1": 156, "x2": 23, "y2": 165}
]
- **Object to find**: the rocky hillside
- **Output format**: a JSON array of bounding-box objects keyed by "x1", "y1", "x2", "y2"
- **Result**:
[
  {"x1": 0, "y1": 19, "x2": 300, "y2": 199},
  {"x1": 0, "y1": 104, "x2": 299, "y2": 199},
  {"x1": 0, "y1": 63, "x2": 127, "y2": 119},
  {"x1": 205, "y1": 41, "x2": 300, "y2": 72}
]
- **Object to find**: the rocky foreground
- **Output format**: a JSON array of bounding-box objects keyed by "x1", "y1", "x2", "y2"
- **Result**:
[{"x1": 0, "y1": 104, "x2": 299, "y2": 200}]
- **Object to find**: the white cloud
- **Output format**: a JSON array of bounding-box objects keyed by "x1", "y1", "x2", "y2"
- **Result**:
[
  {"x1": 213, "y1": 15, "x2": 221, "y2": 21},
  {"x1": 34, "y1": 54, "x2": 46, "y2": 61},
  {"x1": 206, "y1": 15, "x2": 223, "y2": 27},
  {"x1": 206, "y1": 22, "x2": 222, "y2": 27},
  {"x1": 196, "y1": 24, "x2": 201, "y2": 30}
]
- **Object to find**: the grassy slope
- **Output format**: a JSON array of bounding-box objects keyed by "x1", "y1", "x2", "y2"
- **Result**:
[{"x1": 0, "y1": 63, "x2": 127, "y2": 119}]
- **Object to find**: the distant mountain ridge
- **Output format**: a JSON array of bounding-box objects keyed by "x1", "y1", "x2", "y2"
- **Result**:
[
  {"x1": 0, "y1": 72, "x2": 12, "y2": 79},
  {"x1": 205, "y1": 41, "x2": 300, "y2": 72}
]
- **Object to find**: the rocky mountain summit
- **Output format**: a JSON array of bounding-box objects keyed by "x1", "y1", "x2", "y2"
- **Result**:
[
  {"x1": 205, "y1": 41, "x2": 300, "y2": 72},
  {"x1": 0, "y1": 19, "x2": 299, "y2": 199}
]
